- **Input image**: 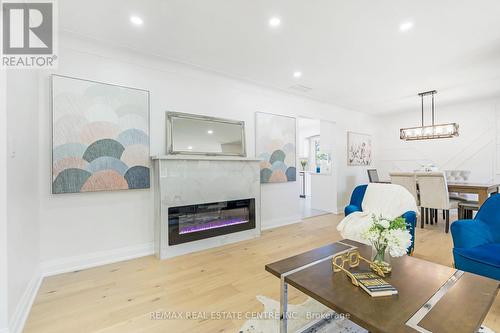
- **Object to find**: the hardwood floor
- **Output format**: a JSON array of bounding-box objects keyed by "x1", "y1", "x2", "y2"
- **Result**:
[{"x1": 25, "y1": 214, "x2": 499, "y2": 333}]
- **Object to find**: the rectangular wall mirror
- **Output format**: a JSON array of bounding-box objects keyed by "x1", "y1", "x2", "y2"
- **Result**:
[{"x1": 166, "y1": 112, "x2": 246, "y2": 156}]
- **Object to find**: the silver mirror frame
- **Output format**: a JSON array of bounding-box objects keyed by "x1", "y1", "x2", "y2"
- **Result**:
[{"x1": 166, "y1": 111, "x2": 247, "y2": 157}]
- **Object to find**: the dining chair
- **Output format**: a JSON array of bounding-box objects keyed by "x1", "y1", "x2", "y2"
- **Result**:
[
  {"x1": 445, "y1": 170, "x2": 471, "y2": 182},
  {"x1": 415, "y1": 172, "x2": 461, "y2": 233},
  {"x1": 445, "y1": 170, "x2": 475, "y2": 202},
  {"x1": 367, "y1": 169, "x2": 379, "y2": 183},
  {"x1": 458, "y1": 201, "x2": 479, "y2": 219},
  {"x1": 389, "y1": 172, "x2": 419, "y2": 206}
]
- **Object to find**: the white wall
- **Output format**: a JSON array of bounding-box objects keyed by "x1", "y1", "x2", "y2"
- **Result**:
[
  {"x1": 0, "y1": 69, "x2": 9, "y2": 333},
  {"x1": 2, "y1": 34, "x2": 376, "y2": 331},
  {"x1": 374, "y1": 98, "x2": 500, "y2": 183},
  {"x1": 5, "y1": 70, "x2": 41, "y2": 333},
  {"x1": 1, "y1": 34, "x2": 377, "y2": 272},
  {"x1": 335, "y1": 112, "x2": 375, "y2": 209}
]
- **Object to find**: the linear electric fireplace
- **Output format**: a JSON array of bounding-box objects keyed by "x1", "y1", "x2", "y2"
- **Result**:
[{"x1": 168, "y1": 198, "x2": 255, "y2": 245}]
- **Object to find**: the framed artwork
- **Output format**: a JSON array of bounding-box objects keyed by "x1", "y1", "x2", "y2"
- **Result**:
[
  {"x1": 51, "y1": 75, "x2": 150, "y2": 193},
  {"x1": 255, "y1": 112, "x2": 296, "y2": 183},
  {"x1": 347, "y1": 132, "x2": 372, "y2": 166}
]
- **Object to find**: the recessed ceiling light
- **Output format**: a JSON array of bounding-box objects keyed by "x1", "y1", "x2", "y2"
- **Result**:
[
  {"x1": 207, "y1": 130, "x2": 214, "y2": 134},
  {"x1": 130, "y1": 15, "x2": 144, "y2": 26},
  {"x1": 293, "y1": 71, "x2": 302, "y2": 78},
  {"x1": 399, "y1": 21, "x2": 414, "y2": 32},
  {"x1": 187, "y1": 146, "x2": 193, "y2": 150},
  {"x1": 269, "y1": 17, "x2": 281, "y2": 27}
]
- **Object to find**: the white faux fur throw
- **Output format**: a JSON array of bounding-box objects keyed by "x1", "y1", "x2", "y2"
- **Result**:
[{"x1": 337, "y1": 183, "x2": 418, "y2": 244}]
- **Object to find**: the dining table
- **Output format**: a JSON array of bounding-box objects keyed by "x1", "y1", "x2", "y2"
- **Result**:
[
  {"x1": 447, "y1": 182, "x2": 499, "y2": 205},
  {"x1": 376, "y1": 180, "x2": 499, "y2": 205}
]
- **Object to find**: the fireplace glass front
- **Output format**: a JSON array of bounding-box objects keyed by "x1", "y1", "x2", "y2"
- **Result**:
[{"x1": 168, "y1": 198, "x2": 255, "y2": 245}]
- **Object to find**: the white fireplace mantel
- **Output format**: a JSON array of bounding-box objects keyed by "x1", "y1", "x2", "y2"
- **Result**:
[
  {"x1": 151, "y1": 155, "x2": 261, "y2": 162},
  {"x1": 152, "y1": 155, "x2": 261, "y2": 259}
]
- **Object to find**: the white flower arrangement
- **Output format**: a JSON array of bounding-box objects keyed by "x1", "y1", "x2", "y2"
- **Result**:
[{"x1": 361, "y1": 215, "x2": 412, "y2": 259}]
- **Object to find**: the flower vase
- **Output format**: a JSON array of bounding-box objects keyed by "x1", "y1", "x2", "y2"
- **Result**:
[{"x1": 371, "y1": 245, "x2": 392, "y2": 274}]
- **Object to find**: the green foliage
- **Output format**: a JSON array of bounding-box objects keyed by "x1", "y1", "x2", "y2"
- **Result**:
[
  {"x1": 367, "y1": 215, "x2": 407, "y2": 233},
  {"x1": 362, "y1": 214, "x2": 412, "y2": 258}
]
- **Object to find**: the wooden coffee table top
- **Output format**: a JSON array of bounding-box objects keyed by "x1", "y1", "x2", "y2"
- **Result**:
[
  {"x1": 265, "y1": 241, "x2": 352, "y2": 277},
  {"x1": 265, "y1": 239, "x2": 499, "y2": 333}
]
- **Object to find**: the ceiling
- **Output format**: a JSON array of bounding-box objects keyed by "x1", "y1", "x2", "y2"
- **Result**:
[{"x1": 59, "y1": 0, "x2": 500, "y2": 114}]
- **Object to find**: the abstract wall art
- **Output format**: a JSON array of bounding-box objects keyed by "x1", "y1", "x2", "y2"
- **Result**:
[
  {"x1": 51, "y1": 75, "x2": 150, "y2": 193},
  {"x1": 255, "y1": 112, "x2": 296, "y2": 183},
  {"x1": 347, "y1": 131, "x2": 372, "y2": 166}
]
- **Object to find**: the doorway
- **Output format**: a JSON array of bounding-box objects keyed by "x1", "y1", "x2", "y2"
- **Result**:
[{"x1": 297, "y1": 117, "x2": 336, "y2": 219}]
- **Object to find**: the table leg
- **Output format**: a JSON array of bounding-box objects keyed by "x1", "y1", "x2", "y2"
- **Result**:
[
  {"x1": 445, "y1": 210, "x2": 450, "y2": 233},
  {"x1": 280, "y1": 276, "x2": 288, "y2": 333},
  {"x1": 478, "y1": 190, "x2": 488, "y2": 206},
  {"x1": 420, "y1": 207, "x2": 424, "y2": 228}
]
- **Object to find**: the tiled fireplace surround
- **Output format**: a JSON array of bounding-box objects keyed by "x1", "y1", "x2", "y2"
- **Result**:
[{"x1": 152, "y1": 156, "x2": 261, "y2": 259}]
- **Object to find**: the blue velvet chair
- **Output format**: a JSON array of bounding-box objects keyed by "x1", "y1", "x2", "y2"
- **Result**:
[
  {"x1": 451, "y1": 194, "x2": 500, "y2": 281},
  {"x1": 344, "y1": 184, "x2": 417, "y2": 254}
]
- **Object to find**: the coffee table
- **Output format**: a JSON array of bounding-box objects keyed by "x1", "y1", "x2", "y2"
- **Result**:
[{"x1": 265, "y1": 239, "x2": 499, "y2": 333}]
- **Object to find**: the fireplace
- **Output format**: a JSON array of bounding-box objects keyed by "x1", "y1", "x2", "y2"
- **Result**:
[
  {"x1": 153, "y1": 157, "x2": 260, "y2": 259},
  {"x1": 168, "y1": 198, "x2": 255, "y2": 245}
]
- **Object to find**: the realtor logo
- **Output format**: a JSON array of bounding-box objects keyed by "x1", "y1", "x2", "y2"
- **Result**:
[{"x1": 2, "y1": 1, "x2": 57, "y2": 67}]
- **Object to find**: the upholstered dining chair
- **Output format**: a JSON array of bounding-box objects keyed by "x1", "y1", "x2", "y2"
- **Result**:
[
  {"x1": 445, "y1": 170, "x2": 471, "y2": 182},
  {"x1": 445, "y1": 170, "x2": 475, "y2": 202},
  {"x1": 415, "y1": 172, "x2": 461, "y2": 233},
  {"x1": 367, "y1": 169, "x2": 379, "y2": 183},
  {"x1": 390, "y1": 172, "x2": 419, "y2": 206}
]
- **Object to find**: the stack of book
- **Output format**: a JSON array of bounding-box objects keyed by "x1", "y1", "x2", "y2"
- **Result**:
[{"x1": 351, "y1": 272, "x2": 398, "y2": 297}]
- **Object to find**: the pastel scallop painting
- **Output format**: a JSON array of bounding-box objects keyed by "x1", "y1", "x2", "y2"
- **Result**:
[
  {"x1": 51, "y1": 75, "x2": 150, "y2": 193},
  {"x1": 255, "y1": 112, "x2": 296, "y2": 183}
]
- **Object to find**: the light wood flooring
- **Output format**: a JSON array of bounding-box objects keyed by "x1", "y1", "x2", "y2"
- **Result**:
[{"x1": 25, "y1": 214, "x2": 499, "y2": 333}]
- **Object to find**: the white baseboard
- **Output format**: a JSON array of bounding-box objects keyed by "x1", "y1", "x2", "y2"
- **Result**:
[
  {"x1": 8, "y1": 269, "x2": 42, "y2": 333},
  {"x1": 40, "y1": 242, "x2": 154, "y2": 277},
  {"x1": 315, "y1": 208, "x2": 340, "y2": 215},
  {"x1": 261, "y1": 215, "x2": 303, "y2": 231}
]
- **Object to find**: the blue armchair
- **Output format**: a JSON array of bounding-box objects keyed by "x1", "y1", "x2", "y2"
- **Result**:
[
  {"x1": 344, "y1": 184, "x2": 417, "y2": 254},
  {"x1": 451, "y1": 194, "x2": 500, "y2": 281}
]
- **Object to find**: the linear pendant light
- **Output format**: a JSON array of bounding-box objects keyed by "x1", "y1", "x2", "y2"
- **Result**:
[{"x1": 400, "y1": 90, "x2": 459, "y2": 141}]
